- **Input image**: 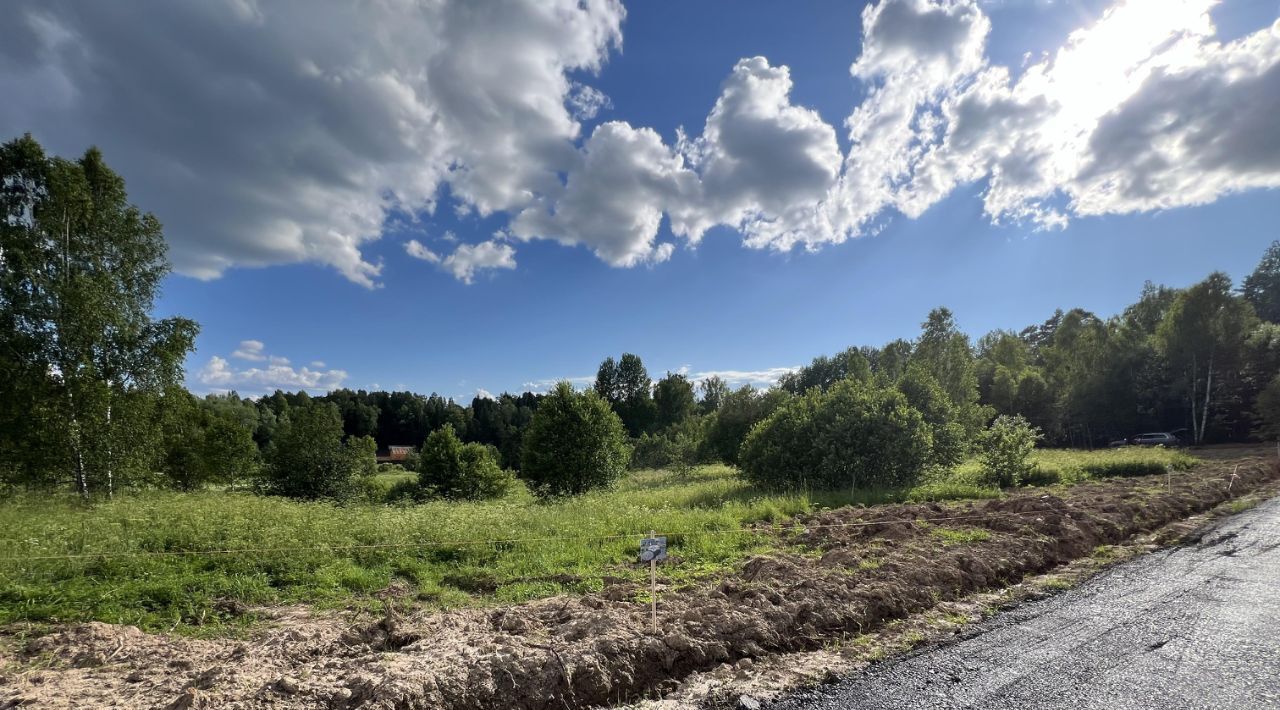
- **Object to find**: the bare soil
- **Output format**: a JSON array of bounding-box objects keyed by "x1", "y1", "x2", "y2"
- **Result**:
[{"x1": 2, "y1": 448, "x2": 1276, "y2": 710}]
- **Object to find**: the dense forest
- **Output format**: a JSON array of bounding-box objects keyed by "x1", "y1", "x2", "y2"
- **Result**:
[{"x1": 3, "y1": 135, "x2": 1279, "y2": 503}]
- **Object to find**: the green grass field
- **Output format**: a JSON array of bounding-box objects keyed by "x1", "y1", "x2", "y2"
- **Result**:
[{"x1": 0, "y1": 448, "x2": 1193, "y2": 635}]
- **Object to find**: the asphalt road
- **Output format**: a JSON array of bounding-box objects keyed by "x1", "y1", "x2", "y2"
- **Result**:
[{"x1": 771, "y1": 497, "x2": 1280, "y2": 710}]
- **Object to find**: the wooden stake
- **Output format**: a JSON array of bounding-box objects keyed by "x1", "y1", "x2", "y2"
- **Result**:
[{"x1": 649, "y1": 530, "x2": 658, "y2": 634}]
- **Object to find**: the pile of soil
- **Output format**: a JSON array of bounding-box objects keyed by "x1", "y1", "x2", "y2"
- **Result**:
[{"x1": 2, "y1": 451, "x2": 1276, "y2": 709}]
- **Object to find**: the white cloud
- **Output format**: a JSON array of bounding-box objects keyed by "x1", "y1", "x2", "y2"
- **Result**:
[
  {"x1": 3, "y1": 0, "x2": 1275, "y2": 285},
  {"x1": 520, "y1": 375, "x2": 595, "y2": 392},
  {"x1": 674, "y1": 57, "x2": 842, "y2": 249},
  {"x1": 230, "y1": 340, "x2": 266, "y2": 362},
  {"x1": 687, "y1": 367, "x2": 798, "y2": 389},
  {"x1": 567, "y1": 82, "x2": 612, "y2": 120},
  {"x1": 404, "y1": 239, "x2": 441, "y2": 264},
  {"x1": 513, "y1": 122, "x2": 693, "y2": 267},
  {"x1": 197, "y1": 342, "x2": 345, "y2": 395},
  {"x1": 197, "y1": 355, "x2": 348, "y2": 396},
  {"x1": 443, "y1": 240, "x2": 518, "y2": 284},
  {"x1": 0, "y1": 0, "x2": 624, "y2": 287},
  {"x1": 406, "y1": 235, "x2": 517, "y2": 283},
  {"x1": 473, "y1": 388, "x2": 496, "y2": 401}
]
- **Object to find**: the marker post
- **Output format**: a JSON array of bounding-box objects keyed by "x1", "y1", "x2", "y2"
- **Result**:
[{"x1": 639, "y1": 531, "x2": 667, "y2": 634}]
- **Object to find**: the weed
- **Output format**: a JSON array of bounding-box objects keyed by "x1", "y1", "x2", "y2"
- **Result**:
[{"x1": 930, "y1": 527, "x2": 992, "y2": 546}]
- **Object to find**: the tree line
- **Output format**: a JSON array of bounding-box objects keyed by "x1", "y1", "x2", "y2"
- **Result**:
[{"x1": 3, "y1": 135, "x2": 1278, "y2": 505}]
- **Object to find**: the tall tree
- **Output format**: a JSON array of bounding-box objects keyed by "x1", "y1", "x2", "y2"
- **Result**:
[
  {"x1": 595, "y1": 353, "x2": 656, "y2": 436},
  {"x1": 698, "y1": 375, "x2": 730, "y2": 413},
  {"x1": 1157, "y1": 273, "x2": 1257, "y2": 444},
  {"x1": 653, "y1": 372, "x2": 696, "y2": 429},
  {"x1": 1243, "y1": 240, "x2": 1280, "y2": 323},
  {"x1": 0, "y1": 135, "x2": 197, "y2": 496}
]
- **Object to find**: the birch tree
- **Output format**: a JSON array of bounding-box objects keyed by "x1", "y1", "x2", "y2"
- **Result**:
[
  {"x1": 1157, "y1": 273, "x2": 1256, "y2": 445},
  {"x1": 0, "y1": 135, "x2": 197, "y2": 496}
]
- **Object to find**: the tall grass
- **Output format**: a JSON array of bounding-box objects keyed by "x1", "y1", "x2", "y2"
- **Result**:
[
  {"x1": 0, "y1": 465, "x2": 994, "y2": 633},
  {"x1": 951, "y1": 446, "x2": 1198, "y2": 487}
]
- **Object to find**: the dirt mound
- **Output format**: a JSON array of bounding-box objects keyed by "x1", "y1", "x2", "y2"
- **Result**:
[{"x1": 3, "y1": 452, "x2": 1276, "y2": 709}]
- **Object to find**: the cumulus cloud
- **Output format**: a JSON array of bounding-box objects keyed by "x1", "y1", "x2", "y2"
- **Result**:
[
  {"x1": 0, "y1": 0, "x2": 623, "y2": 287},
  {"x1": 513, "y1": 122, "x2": 694, "y2": 266},
  {"x1": 406, "y1": 235, "x2": 517, "y2": 283},
  {"x1": 674, "y1": 57, "x2": 842, "y2": 249},
  {"x1": 443, "y1": 240, "x2": 518, "y2": 284},
  {"x1": 3, "y1": 0, "x2": 1276, "y2": 285},
  {"x1": 197, "y1": 344, "x2": 348, "y2": 396}
]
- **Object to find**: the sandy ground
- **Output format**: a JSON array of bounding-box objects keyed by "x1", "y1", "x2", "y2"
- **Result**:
[{"x1": 1, "y1": 447, "x2": 1275, "y2": 710}]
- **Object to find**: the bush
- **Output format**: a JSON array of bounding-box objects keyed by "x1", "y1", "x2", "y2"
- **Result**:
[
  {"x1": 976, "y1": 414, "x2": 1041, "y2": 487},
  {"x1": 261, "y1": 402, "x2": 375, "y2": 501},
  {"x1": 740, "y1": 379, "x2": 933, "y2": 491},
  {"x1": 895, "y1": 366, "x2": 970, "y2": 469},
  {"x1": 630, "y1": 417, "x2": 710, "y2": 475},
  {"x1": 701, "y1": 387, "x2": 791, "y2": 465},
  {"x1": 520, "y1": 381, "x2": 630, "y2": 498},
  {"x1": 417, "y1": 425, "x2": 514, "y2": 501}
]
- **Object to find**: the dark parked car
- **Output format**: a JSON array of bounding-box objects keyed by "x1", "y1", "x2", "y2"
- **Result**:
[{"x1": 1129, "y1": 432, "x2": 1182, "y2": 447}]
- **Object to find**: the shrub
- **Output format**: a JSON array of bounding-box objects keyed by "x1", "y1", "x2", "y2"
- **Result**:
[
  {"x1": 740, "y1": 379, "x2": 933, "y2": 491},
  {"x1": 701, "y1": 387, "x2": 792, "y2": 465},
  {"x1": 261, "y1": 402, "x2": 376, "y2": 501},
  {"x1": 976, "y1": 414, "x2": 1042, "y2": 487},
  {"x1": 630, "y1": 417, "x2": 710, "y2": 475},
  {"x1": 895, "y1": 366, "x2": 970, "y2": 469},
  {"x1": 417, "y1": 425, "x2": 514, "y2": 501},
  {"x1": 520, "y1": 381, "x2": 630, "y2": 498}
]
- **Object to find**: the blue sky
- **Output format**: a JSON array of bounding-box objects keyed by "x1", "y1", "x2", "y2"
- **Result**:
[{"x1": 5, "y1": 0, "x2": 1279, "y2": 400}]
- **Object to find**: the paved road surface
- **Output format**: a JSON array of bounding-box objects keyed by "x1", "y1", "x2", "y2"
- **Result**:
[{"x1": 772, "y1": 497, "x2": 1280, "y2": 710}]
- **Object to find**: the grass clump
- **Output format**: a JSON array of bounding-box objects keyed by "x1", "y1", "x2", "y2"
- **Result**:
[{"x1": 930, "y1": 527, "x2": 992, "y2": 546}]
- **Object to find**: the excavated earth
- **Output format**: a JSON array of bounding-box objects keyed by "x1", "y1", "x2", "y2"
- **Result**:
[{"x1": 1, "y1": 449, "x2": 1277, "y2": 709}]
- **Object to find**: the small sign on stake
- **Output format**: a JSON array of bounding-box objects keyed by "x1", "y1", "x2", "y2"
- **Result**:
[{"x1": 640, "y1": 532, "x2": 667, "y2": 633}]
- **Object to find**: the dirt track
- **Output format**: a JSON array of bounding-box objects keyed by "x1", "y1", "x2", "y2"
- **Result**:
[{"x1": 2, "y1": 448, "x2": 1276, "y2": 709}]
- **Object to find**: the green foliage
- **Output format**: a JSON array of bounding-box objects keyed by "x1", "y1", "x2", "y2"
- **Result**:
[
  {"x1": 740, "y1": 379, "x2": 933, "y2": 491},
  {"x1": 1255, "y1": 374, "x2": 1280, "y2": 440},
  {"x1": 0, "y1": 135, "x2": 198, "y2": 496},
  {"x1": 160, "y1": 389, "x2": 260, "y2": 490},
  {"x1": 1243, "y1": 240, "x2": 1280, "y2": 323},
  {"x1": 895, "y1": 366, "x2": 970, "y2": 468},
  {"x1": 778, "y1": 346, "x2": 872, "y2": 394},
  {"x1": 630, "y1": 416, "x2": 710, "y2": 474},
  {"x1": 595, "y1": 353, "x2": 657, "y2": 436},
  {"x1": 417, "y1": 425, "x2": 514, "y2": 501},
  {"x1": 701, "y1": 386, "x2": 791, "y2": 465},
  {"x1": 975, "y1": 415, "x2": 1042, "y2": 487},
  {"x1": 1157, "y1": 273, "x2": 1258, "y2": 444},
  {"x1": 520, "y1": 382, "x2": 630, "y2": 498},
  {"x1": 697, "y1": 375, "x2": 730, "y2": 413},
  {"x1": 261, "y1": 402, "x2": 375, "y2": 501},
  {"x1": 653, "y1": 372, "x2": 697, "y2": 429}
]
